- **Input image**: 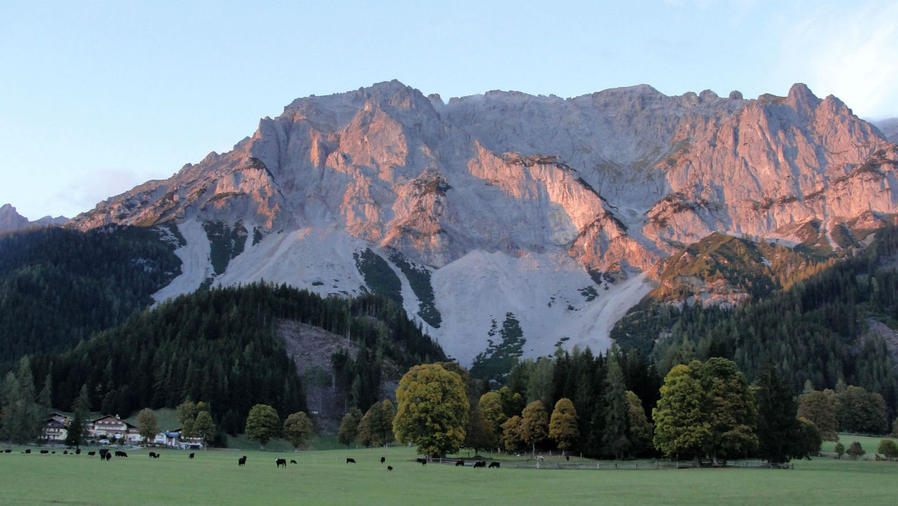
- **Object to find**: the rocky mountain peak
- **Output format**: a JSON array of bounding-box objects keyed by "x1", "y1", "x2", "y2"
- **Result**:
[{"x1": 66, "y1": 80, "x2": 898, "y2": 364}]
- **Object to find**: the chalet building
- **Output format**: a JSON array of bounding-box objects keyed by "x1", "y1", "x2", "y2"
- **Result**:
[
  {"x1": 88, "y1": 415, "x2": 141, "y2": 443},
  {"x1": 41, "y1": 413, "x2": 70, "y2": 442},
  {"x1": 152, "y1": 429, "x2": 204, "y2": 449}
]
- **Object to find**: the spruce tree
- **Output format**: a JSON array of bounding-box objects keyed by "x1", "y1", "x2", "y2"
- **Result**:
[
  {"x1": 603, "y1": 358, "x2": 631, "y2": 459},
  {"x1": 757, "y1": 362, "x2": 800, "y2": 464}
]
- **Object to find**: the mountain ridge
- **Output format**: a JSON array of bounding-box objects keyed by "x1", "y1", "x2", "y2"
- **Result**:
[{"x1": 63, "y1": 80, "x2": 898, "y2": 364}]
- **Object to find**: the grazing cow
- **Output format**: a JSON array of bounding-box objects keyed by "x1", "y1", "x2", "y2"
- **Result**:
[
  {"x1": 387, "y1": 466, "x2": 393, "y2": 471},
  {"x1": 4, "y1": 449, "x2": 11, "y2": 453},
  {"x1": 115, "y1": 451, "x2": 128, "y2": 458},
  {"x1": 25, "y1": 449, "x2": 31, "y2": 454},
  {"x1": 276, "y1": 458, "x2": 287, "y2": 468},
  {"x1": 346, "y1": 458, "x2": 356, "y2": 464},
  {"x1": 76, "y1": 449, "x2": 81, "y2": 455},
  {"x1": 149, "y1": 452, "x2": 157, "y2": 458},
  {"x1": 238, "y1": 456, "x2": 247, "y2": 466},
  {"x1": 416, "y1": 457, "x2": 427, "y2": 465},
  {"x1": 40, "y1": 450, "x2": 49, "y2": 454},
  {"x1": 488, "y1": 462, "x2": 500, "y2": 469},
  {"x1": 99, "y1": 449, "x2": 109, "y2": 458},
  {"x1": 290, "y1": 460, "x2": 297, "y2": 464},
  {"x1": 153, "y1": 453, "x2": 159, "y2": 459},
  {"x1": 51, "y1": 451, "x2": 56, "y2": 454},
  {"x1": 455, "y1": 460, "x2": 465, "y2": 467},
  {"x1": 88, "y1": 451, "x2": 96, "y2": 456},
  {"x1": 63, "y1": 450, "x2": 68, "y2": 455},
  {"x1": 380, "y1": 456, "x2": 386, "y2": 464},
  {"x1": 473, "y1": 461, "x2": 486, "y2": 468},
  {"x1": 104, "y1": 453, "x2": 112, "y2": 461},
  {"x1": 189, "y1": 452, "x2": 195, "y2": 459}
]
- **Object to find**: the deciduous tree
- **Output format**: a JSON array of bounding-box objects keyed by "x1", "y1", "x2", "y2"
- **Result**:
[
  {"x1": 846, "y1": 441, "x2": 865, "y2": 459},
  {"x1": 798, "y1": 390, "x2": 838, "y2": 441},
  {"x1": 283, "y1": 411, "x2": 314, "y2": 450},
  {"x1": 193, "y1": 411, "x2": 216, "y2": 448},
  {"x1": 245, "y1": 404, "x2": 280, "y2": 448},
  {"x1": 136, "y1": 408, "x2": 158, "y2": 444},
  {"x1": 699, "y1": 358, "x2": 757, "y2": 463},
  {"x1": 520, "y1": 400, "x2": 549, "y2": 456},
  {"x1": 877, "y1": 439, "x2": 898, "y2": 460},
  {"x1": 501, "y1": 415, "x2": 523, "y2": 452},
  {"x1": 393, "y1": 364, "x2": 468, "y2": 457},
  {"x1": 653, "y1": 361, "x2": 709, "y2": 460},
  {"x1": 337, "y1": 408, "x2": 362, "y2": 448},
  {"x1": 548, "y1": 398, "x2": 579, "y2": 453}
]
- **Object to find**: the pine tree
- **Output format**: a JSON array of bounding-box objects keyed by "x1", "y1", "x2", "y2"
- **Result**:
[
  {"x1": 603, "y1": 358, "x2": 631, "y2": 459},
  {"x1": 757, "y1": 362, "x2": 800, "y2": 464}
]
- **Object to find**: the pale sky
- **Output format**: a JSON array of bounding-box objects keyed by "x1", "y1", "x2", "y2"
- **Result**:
[{"x1": 1, "y1": 0, "x2": 897, "y2": 219}]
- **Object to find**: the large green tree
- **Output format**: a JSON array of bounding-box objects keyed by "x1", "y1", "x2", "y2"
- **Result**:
[
  {"x1": 549, "y1": 398, "x2": 579, "y2": 453},
  {"x1": 478, "y1": 391, "x2": 506, "y2": 447},
  {"x1": 136, "y1": 408, "x2": 159, "y2": 444},
  {"x1": 798, "y1": 390, "x2": 838, "y2": 441},
  {"x1": 393, "y1": 364, "x2": 468, "y2": 457},
  {"x1": 653, "y1": 361, "x2": 710, "y2": 460},
  {"x1": 501, "y1": 415, "x2": 524, "y2": 451},
  {"x1": 245, "y1": 404, "x2": 280, "y2": 448},
  {"x1": 357, "y1": 400, "x2": 395, "y2": 447},
  {"x1": 283, "y1": 411, "x2": 314, "y2": 450},
  {"x1": 757, "y1": 363, "x2": 801, "y2": 464},
  {"x1": 835, "y1": 386, "x2": 888, "y2": 434},
  {"x1": 337, "y1": 408, "x2": 363, "y2": 448},
  {"x1": 699, "y1": 358, "x2": 757, "y2": 463},
  {"x1": 193, "y1": 411, "x2": 216, "y2": 447}
]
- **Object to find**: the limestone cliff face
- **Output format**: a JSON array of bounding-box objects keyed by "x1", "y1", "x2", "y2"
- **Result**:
[{"x1": 67, "y1": 80, "x2": 898, "y2": 362}]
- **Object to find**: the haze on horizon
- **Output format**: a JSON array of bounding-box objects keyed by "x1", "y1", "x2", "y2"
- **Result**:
[{"x1": 1, "y1": 0, "x2": 897, "y2": 220}]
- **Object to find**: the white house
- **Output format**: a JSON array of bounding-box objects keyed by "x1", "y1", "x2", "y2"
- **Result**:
[{"x1": 88, "y1": 415, "x2": 142, "y2": 443}]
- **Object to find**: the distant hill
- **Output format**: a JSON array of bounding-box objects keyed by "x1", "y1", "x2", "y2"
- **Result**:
[
  {"x1": 873, "y1": 118, "x2": 898, "y2": 143},
  {"x1": 0, "y1": 203, "x2": 68, "y2": 234}
]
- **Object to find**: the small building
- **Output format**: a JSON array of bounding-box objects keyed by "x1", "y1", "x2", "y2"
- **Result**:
[
  {"x1": 154, "y1": 431, "x2": 181, "y2": 447},
  {"x1": 42, "y1": 419, "x2": 68, "y2": 442}
]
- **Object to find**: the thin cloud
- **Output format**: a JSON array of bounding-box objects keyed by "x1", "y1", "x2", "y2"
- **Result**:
[{"x1": 782, "y1": 1, "x2": 898, "y2": 117}]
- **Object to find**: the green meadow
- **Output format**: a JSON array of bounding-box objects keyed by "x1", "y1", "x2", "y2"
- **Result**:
[{"x1": 2, "y1": 445, "x2": 898, "y2": 505}]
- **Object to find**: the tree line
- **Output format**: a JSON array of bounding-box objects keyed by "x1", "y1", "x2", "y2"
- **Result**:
[
  {"x1": 16, "y1": 283, "x2": 442, "y2": 436},
  {"x1": 612, "y1": 224, "x2": 898, "y2": 419}
]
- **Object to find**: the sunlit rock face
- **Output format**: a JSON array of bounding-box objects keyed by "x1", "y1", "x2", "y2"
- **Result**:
[{"x1": 69, "y1": 81, "x2": 898, "y2": 363}]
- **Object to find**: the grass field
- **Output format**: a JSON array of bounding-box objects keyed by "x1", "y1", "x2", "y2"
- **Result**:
[
  {"x1": 2, "y1": 445, "x2": 898, "y2": 505},
  {"x1": 821, "y1": 433, "x2": 897, "y2": 458}
]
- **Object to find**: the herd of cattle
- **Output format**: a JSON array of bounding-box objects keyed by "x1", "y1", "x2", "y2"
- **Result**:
[{"x1": 3, "y1": 448, "x2": 503, "y2": 469}]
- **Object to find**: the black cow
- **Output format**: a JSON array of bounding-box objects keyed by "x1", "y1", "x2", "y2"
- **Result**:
[
  {"x1": 76, "y1": 449, "x2": 81, "y2": 455},
  {"x1": 346, "y1": 458, "x2": 356, "y2": 463},
  {"x1": 99, "y1": 449, "x2": 109, "y2": 458},
  {"x1": 51, "y1": 451, "x2": 56, "y2": 454},
  {"x1": 276, "y1": 458, "x2": 287, "y2": 468},
  {"x1": 4, "y1": 449, "x2": 11, "y2": 453},
  {"x1": 88, "y1": 451, "x2": 95, "y2": 456},
  {"x1": 488, "y1": 462, "x2": 500, "y2": 469},
  {"x1": 153, "y1": 453, "x2": 159, "y2": 459},
  {"x1": 387, "y1": 465, "x2": 393, "y2": 471},
  {"x1": 149, "y1": 452, "x2": 157, "y2": 458},
  {"x1": 40, "y1": 450, "x2": 49, "y2": 454},
  {"x1": 455, "y1": 460, "x2": 465, "y2": 467},
  {"x1": 380, "y1": 456, "x2": 386, "y2": 464},
  {"x1": 238, "y1": 455, "x2": 247, "y2": 466},
  {"x1": 416, "y1": 457, "x2": 427, "y2": 465},
  {"x1": 473, "y1": 461, "x2": 486, "y2": 468},
  {"x1": 290, "y1": 459, "x2": 297, "y2": 464},
  {"x1": 63, "y1": 450, "x2": 68, "y2": 455},
  {"x1": 104, "y1": 453, "x2": 112, "y2": 461},
  {"x1": 189, "y1": 452, "x2": 195, "y2": 459},
  {"x1": 115, "y1": 451, "x2": 128, "y2": 458}
]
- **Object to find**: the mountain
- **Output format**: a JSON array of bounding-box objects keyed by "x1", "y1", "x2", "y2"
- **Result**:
[
  {"x1": 68, "y1": 81, "x2": 898, "y2": 365},
  {"x1": 0, "y1": 204, "x2": 29, "y2": 233},
  {"x1": 874, "y1": 118, "x2": 898, "y2": 143},
  {"x1": 0, "y1": 203, "x2": 69, "y2": 234}
]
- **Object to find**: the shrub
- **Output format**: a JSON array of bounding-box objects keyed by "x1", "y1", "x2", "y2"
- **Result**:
[
  {"x1": 846, "y1": 441, "x2": 865, "y2": 459},
  {"x1": 877, "y1": 439, "x2": 898, "y2": 460},
  {"x1": 834, "y1": 442, "x2": 845, "y2": 459}
]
